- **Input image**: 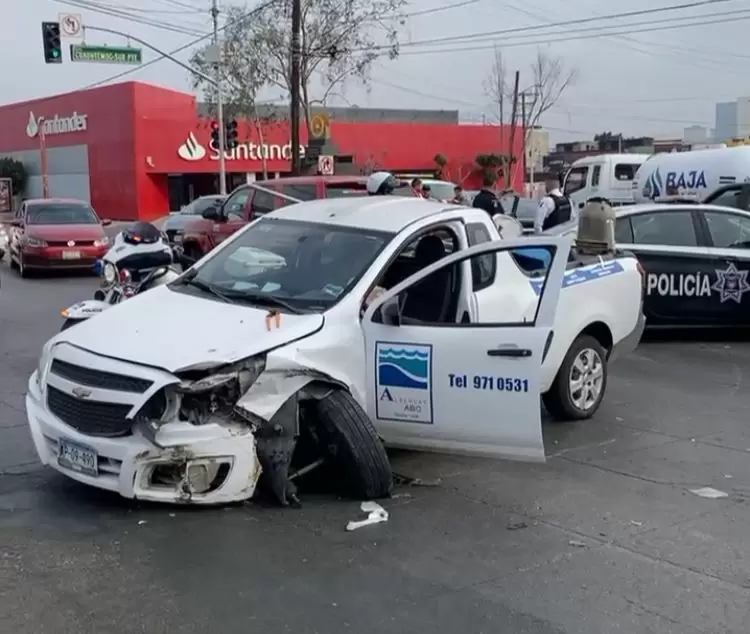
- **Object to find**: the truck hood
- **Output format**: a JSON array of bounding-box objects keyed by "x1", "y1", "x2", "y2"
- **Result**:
[{"x1": 57, "y1": 286, "x2": 325, "y2": 373}]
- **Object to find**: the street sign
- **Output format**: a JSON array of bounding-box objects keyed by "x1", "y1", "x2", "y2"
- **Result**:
[
  {"x1": 58, "y1": 13, "x2": 82, "y2": 38},
  {"x1": 318, "y1": 155, "x2": 334, "y2": 176},
  {"x1": 69, "y1": 44, "x2": 142, "y2": 65},
  {"x1": 310, "y1": 113, "x2": 330, "y2": 140}
]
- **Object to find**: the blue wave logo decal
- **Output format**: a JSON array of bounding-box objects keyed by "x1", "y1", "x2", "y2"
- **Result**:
[
  {"x1": 643, "y1": 167, "x2": 663, "y2": 198},
  {"x1": 378, "y1": 346, "x2": 429, "y2": 390}
]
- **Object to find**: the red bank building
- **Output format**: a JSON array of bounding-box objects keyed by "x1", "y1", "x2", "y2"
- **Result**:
[{"x1": 0, "y1": 81, "x2": 520, "y2": 220}]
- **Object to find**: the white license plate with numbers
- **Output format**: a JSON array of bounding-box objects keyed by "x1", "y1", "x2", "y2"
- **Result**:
[
  {"x1": 58, "y1": 438, "x2": 98, "y2": 476},
  {"x1": 62, "y1": 250, "x2": 81, "y2": 260}
]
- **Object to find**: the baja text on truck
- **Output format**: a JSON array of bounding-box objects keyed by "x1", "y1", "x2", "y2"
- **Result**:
[{"x1": 26, "y1": 196, "x2": 645, "y2": 506}]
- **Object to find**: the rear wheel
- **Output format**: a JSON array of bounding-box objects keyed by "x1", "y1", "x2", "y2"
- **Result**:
[
  {"x1": 542, "y1": 334, "x2": 608, "y2": 421},
  {"x1": 309, "y1": 389, "x2": 393, "y2": 500}
]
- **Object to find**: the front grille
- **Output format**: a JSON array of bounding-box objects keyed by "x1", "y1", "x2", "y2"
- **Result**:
[
  {"x1": 47, "y1": 240, "x2": 95, "y2": 247},
  {"x1": 51, "y1": 359, "x2": 152, "y2": 393},
  {"x1": 47, "y1": 385, "x2": 134, "y2": 437}
]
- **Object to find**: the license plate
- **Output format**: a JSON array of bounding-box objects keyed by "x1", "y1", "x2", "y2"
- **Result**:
[
  {"x1": 62, "y1": 250, "x2": 81, "y2": 260},
  {"x1": 58, "y1": 438, "x2": 98, "y2": 476}
]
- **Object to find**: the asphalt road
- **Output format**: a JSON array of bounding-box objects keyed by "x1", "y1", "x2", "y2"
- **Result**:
[{"x1": 2, "y1": 263, "x2": 750, "y2": 634}]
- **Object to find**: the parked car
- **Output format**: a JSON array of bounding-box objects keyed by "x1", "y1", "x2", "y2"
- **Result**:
[
  {"x1": 8, "y1": 198, "x2": 111, "y2": 277},
  {"x1": 163, "y1": 195, "x2": 225, "y2": 244},
  {"x1": 420, "y1": 179, "x2": 457, "y2": 202},
  {"x1": 546, "y1": 200, "x2": 750, "y2": 327},
  {"x1": 179, "y1": 176, "x2": 372, "y2": 259},
  {"x1": 500, "y1": 193, "x2": 540, "y2": 231}
]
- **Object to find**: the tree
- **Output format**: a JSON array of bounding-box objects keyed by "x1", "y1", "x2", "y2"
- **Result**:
[
  {"x1": 191, "y1": 0, "x2": 406, "y2": 141},
  {"x1": 0, "y1": 157, "x2": 26, "y2": 196},
  {"x1": 485, "y1": 48, "x2": 576, "y2": 184}
]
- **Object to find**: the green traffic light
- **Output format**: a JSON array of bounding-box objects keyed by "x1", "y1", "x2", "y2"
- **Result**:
[{"x1": 52, "y1": 50, "x2": 60, "y2": 58}]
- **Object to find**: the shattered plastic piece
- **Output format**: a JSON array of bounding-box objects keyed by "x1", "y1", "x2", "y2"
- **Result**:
[
  {"x1": 393, "y1": 473, "x2": 442, "y2": 487},
  {"x1": 346, "y1": 501, "x2": 388, "y2": 531},
  {"x1": 630, "y1": 520, "x2": 643, "y2": 527},
  {"x1": 568, "y1": 540, "x2": 587, "y2": 548},
  {"x1": 507, "y1": 521, "x2": 528, "y2": 531},
  {"x1": 137, "y1": 520, "x2": 147, "y2": 526},
  {"x1": 690, "y1": 487, "x2": 729, "y2": 499}
]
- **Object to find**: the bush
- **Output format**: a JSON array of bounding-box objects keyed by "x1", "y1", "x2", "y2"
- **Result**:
[{"x1": 0, "y1": 157, "x2": 27, "y2": 196}]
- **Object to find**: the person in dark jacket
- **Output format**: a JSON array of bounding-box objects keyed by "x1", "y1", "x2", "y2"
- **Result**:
[{"x1": 471, "y1": 175, "x2": 502, "y2": 216}]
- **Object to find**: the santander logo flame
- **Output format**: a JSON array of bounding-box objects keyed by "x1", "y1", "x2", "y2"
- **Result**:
[
  {"x1": 177, "y1": 132, "x2": 206, "y2": 161},
  {"x1": 26, "y1": 112, "x2": 39, "y2": 138}
]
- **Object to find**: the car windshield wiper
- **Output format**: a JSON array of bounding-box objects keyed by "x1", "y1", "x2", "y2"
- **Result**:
[
  {"x1": 224, "y1": 291, "x2": 302, "y2": 314},
  {"x1": 174, "y1": 274, "x2": 234, "y2": 303}
]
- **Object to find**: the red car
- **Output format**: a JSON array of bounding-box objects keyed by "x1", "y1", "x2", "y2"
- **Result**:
[
  {"x1": 8, "y1": 198, "x2": 112, "y2": 276},
  {"x1": 179, "y1": 175, "x2": 378, "y2": 259}
]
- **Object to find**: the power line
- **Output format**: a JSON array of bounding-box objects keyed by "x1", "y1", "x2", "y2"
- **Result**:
[
  {"x1": 392, "y1": 11, "x2": 750, "y2": 56},
  {"x1": 80, "y1": 0, "x2": 278, "y2": 89},
  {"x1": 361, "y1": 0, "x2": 732, "y2": 52},
  {"x1": 54, "y1": 0, "x2": 206, "y2": 36}
]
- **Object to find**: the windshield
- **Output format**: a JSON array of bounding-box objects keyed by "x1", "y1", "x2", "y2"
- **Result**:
[
  {"x1": 182, "y1": 197, "x2": 222, "y2": 215},
  {"x1": 27, "y1": 203, "x2": 99, "y2": 225},
  {"x1": 423, "y1": 181, "x2": 456, "y2": 201},
  {"x1": 177, "y1": 217, "x2": 393, "y2": 311}
]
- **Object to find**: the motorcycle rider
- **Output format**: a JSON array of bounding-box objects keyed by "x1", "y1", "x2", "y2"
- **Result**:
[{"x1": 534, "y1": 173, "x2": 572, "y2": 234}]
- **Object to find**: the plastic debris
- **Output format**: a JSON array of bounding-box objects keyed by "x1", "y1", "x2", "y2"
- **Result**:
[
  {"x1": 630, "y1": 520, "x2": 643, "y2": 527},
  {"x1": 393, "y1": 473, "x2": 442, "y2": 487},
  {"x1": 346, "y1": 501, "x2": 388, "y2": 531},
  {"x1": 689, "y1": 487, "x2": 728, "y2": 499},
  {"x1": 568, "y1": 540, "x2": 587, "y2": 548},
  {"x1": 137, "y1": 520, "x2": 147, "y2": 526},
  {"x1": 507, "y1": 521, "x2": 528, "y2": 531}
]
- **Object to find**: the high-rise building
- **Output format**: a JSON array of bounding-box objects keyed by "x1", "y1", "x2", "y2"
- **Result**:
[
  {"x1": 715, "y1": 101, "x2": 738, "y2": 141},
  {"x1": 737, "y1": 97, "x2": 750, "y2": 137},
  {"x1": 683, "y1": 125, "x2": 710, "y2": 145}
]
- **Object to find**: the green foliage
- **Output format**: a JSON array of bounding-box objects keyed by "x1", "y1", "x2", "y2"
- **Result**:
[{"x1": 0, "y1": 157, "x2": 26, "y2": 196}]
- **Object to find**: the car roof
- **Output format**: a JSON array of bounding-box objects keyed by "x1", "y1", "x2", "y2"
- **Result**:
[
  {"x1": 571, "y1": 153, "x2": 650, "y2": 166},
  {"x1": 267, "y1": 195, "x2": 456, "y2": 232},
  {"x1": 256, "y1": 175, "x2": 368, "y2": 185},
  {"x1": 24, "y1": 198, "x2": 89, "y2": 205},
  {"x1": 617, "y1": 202, "x2": 750, "y2": 216}
]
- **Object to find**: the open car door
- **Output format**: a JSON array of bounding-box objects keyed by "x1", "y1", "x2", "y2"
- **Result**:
[{"x1": 362, "y1": 236, "x2": 571, "y2": 461}]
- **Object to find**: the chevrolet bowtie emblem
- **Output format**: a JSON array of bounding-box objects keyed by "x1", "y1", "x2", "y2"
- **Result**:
[{"x1": 72, "y1": 386, "x2": 92, "y2": 399}]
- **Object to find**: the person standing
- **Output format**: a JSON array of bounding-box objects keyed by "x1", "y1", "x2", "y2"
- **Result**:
[
  {"x1": 471, "y1": 174, "x2": 502, "y2": 217},
  {"x1": 451, "y1": 185, "x2": 468, "y2": 205},
  {"x1": 534, "y1": 173, "x2": 572, "y2": 234}
]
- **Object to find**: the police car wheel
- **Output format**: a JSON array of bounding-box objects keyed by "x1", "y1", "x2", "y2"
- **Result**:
[
  {"x1": 312, "y1": 389, "x2": 393, "y2": 500},
  {"x1": 543, "y1": 334, "x2": 608, "y2": 421}
]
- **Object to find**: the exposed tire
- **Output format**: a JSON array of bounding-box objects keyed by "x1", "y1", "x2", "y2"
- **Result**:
[
  {"x1": 312, "y1": 389, "x2": 393, "y2": 500},
  {"x1": 18, "y1": 253, "x2": 29, "y2": 278},
  {"x1": 542, "y1": 334, "x2": 608, "y2": 422},
  {"x1": 61, "y1": 318, "x2": 82, "y2": 331}
]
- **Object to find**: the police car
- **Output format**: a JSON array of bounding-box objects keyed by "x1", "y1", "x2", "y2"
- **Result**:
[{"x1": 550, "y1": 200, "x2": 750, "y2": 327}]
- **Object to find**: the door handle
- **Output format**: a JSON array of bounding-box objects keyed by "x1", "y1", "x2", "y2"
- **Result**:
[{"x1": 487, "y1": 347, "x2": 532, "y2": 358}]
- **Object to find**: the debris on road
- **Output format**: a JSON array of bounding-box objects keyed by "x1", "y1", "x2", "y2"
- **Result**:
[
  {"x1": 346, "y1": 501, "x2": 388, "y2": 531},
  {"x1": 689, "y1": 487, "x2": 729, "y2": 499},
  {"x1": 393, "y1": 473, "x2": 442, "y2": 487},
  {"x1": 137, "y1": 520, "x2": 147, "y2": 526},
  {"x1": 568, "y1": 540, "x2": 587, "y2": 548},
  {"x1": 630, "y1": 520, "x2": 643, "y2": 527},
  {"x1": 507, "y1": 521, "x2": 528, "y2": 531}
]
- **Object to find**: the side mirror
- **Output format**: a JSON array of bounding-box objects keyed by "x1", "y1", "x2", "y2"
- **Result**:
[
  {"x1": 101, "y1": 218, "x2": 112, "y2": 226},
  {"x1": 202, "y1": 207, "x2": 221, "y2": 221},
  {"x1": 381, "y1": 296, "x2": 402, "y2": 326}
]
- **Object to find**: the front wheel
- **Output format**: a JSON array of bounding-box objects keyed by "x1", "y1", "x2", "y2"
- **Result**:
[
  {"x1": 542, "y1": 334, "x2": 608, "y2": 421},
  {"x1": 311, "y1": 389, "x2": 393, "y2": 500}
]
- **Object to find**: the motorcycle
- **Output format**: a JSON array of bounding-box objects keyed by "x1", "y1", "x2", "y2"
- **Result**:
[{"x1": 60, "y1": 227, "x2": 182, "y2": 331}]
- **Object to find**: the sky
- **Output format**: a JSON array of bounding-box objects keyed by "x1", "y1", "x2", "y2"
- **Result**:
[{"x1": 2, "y1": 0, "x2": 749, "y2": 144}]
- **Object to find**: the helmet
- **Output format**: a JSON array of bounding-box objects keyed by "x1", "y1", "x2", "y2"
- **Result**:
[
  {"x1": 122, "y1": 221, "x2": 163, "y2": 245},
  {"x1": 366, "y1": 171, "x2": 399, "y2": 195}
]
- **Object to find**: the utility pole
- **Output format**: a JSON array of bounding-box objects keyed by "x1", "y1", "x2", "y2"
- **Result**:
[
  {"x1": 39, "y1": 118, "x2": 49, "y2": 199},
  {"x1": 290, "y1": 0, "x2": 302, "y2": 175},
  {"x1": 521, "y1": 91, "x2": 527, "y2": 195},
  {"x1": 506, "y1": 70, "x2": 520, "y2": 189},
  {"x1": 211, "y1": 0, "x2": 227, "y2": 194}
]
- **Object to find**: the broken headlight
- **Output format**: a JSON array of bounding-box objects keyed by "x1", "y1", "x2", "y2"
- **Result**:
[{"x1": 176, "y1": 355, "x2": 266, "y2": 425}]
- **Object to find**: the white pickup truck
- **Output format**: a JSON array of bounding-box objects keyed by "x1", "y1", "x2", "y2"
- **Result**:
[{"x1": 26, "y1": 196, "x2": 645, "y2": 506}]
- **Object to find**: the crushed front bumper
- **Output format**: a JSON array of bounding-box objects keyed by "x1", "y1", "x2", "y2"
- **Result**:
[{"x1": 26, "y1": 372, "x2": 262, "y2": 504}]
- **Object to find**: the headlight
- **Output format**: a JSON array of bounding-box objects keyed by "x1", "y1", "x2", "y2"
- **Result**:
[
  {"x1": 25, "y1": 236, "x2": 47, "y2": 247},
  {"x1": 103, "y1": 262, "x2": 117, "y2": 284},
  {"x1": 94, "y1": 236, "x2": 109, "y2": 247}
]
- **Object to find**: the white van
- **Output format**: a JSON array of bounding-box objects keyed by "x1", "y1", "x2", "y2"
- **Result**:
[
  {"x1": 633, "y1": 146, "x2": 750, "y2": 203},
  {"x1": 563, "y1": 154, "x2": 651, "y2": 212}
]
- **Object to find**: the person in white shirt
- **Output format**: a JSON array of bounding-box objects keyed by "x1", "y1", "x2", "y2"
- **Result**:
[{"x1": 534, "y1": 174, "x2": 572, "y2": 234}]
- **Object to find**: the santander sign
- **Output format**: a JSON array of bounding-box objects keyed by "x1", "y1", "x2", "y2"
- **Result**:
[{"x1": 177, "y1": 132, "x2": 305, "y2": 162}]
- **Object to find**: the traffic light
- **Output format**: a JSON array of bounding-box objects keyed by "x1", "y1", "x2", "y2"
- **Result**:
[
  {"x1": 225, "y1": 120, "x2": 238, "y2": 150},
  {"x1": 42, "y1": 21, "x2": 62, "y2": 64},
  {"x1": 210, "y1": 120, "x2": 220, "y2": 148}
]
